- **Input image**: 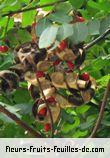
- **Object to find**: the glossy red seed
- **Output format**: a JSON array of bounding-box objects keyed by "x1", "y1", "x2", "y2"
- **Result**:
[
  {"x1": 47, "y1": 96, "x2": 56, "y2": 103},
  {"x1": 38, "y1": 107, "x2": 47, "y2": 116},
  {"x1": 53, "y1": 60, "x2": 61, "y2": 66},
  {"x1": 58, "y1": 40, "x2": 67, "y2": 51},
  {"x1": 76, "y1": 16, "x2": 85, "y2": 22},
  {"x1": 0, "y1": 46, "x2": 8, "y2": 52},
  {"x1": 36, "y1": 71, "x2": 45, "y2": 78},
  {"x1": 67, "y1": 61, "x2": 75, "y2": 70},
  {"x1": 81, "y1": 73, "x2": 90, "y2": 81},
  {"x1": 44, "y1": 123, "x2": 51, "y2": 132}
]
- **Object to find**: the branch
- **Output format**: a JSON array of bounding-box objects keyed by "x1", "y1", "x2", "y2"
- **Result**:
[
  {"x1": 2, "y1": 0, "x2": 68, "y2": 17},
  {"x1": 0, "y1": 104, "x2": 42, "y2": 138},
  {"x1": 36, "y1": 77, "x2": 54, "y2": 138},
  {"x1": 89, "y1": 80, "x2": 110, "y2": 138},
  {"x1": 84, "y1": 28, "x2": 110, "y2": 50}
]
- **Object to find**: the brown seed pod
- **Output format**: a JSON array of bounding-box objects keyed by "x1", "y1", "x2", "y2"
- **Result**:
[
  {"x1": 0, "y1": 70, "x2": 19, "y2": 92},
  {"x1": 32, "y1": 99, "x2": 61, "y2": 124},
  {"x1": 56, "y1": 48, "x2": 77, "y2": 61},
  {"x1": 37, "y1": 61, "x2": 53, "y2": 72},
  {"x1": 14, "y1": 42, "x2": 47, "y2": 69},
  {"x1": 10, "y1": 63, "x2": 26, "y2": 81}
]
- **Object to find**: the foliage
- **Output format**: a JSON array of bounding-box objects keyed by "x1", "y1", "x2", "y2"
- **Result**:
[{"x1": 0, "y1": 0, "x2": 110, "y2": 138}]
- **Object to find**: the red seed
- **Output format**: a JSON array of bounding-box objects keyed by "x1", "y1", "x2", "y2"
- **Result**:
[
  {"x1": 58, "y1": 40, "x2": 67, "y2": 51},
  {"x1": 76, "y1": 16, "x2": 85, "y2": 22},
  {"x1": 38, "y1": 107, "x2": 47, "y2": 116},
  {"x1": 81, "y1": 72, "x2": 90, "y2": 81},
  {"x1": 36, "y1": 71, "x2": 45, "y2": 78},
  {"x1": 0, "y1": 46, "x2": 8, "y2": 52},
  {"x1": 44, "y1": 123, "x2": 51, "y2": 132},
  {"x1": 47, "y1": 96, "x2": 56, "y2": 103},
  {"x1": 53, "y1": 60, "x2": 61, "y2": 66},
  {"x1": 67, "y1": 61, "x2": 75, "y2": 70}
]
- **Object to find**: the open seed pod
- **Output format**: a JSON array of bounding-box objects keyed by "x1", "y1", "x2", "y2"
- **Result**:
[
  {"x1": 14, "y1": 42, "x2": 47, "y2": 69},
  {"x1": 37, "y1": 61, "x2": 53, "y2": 72},
  {"x1": 56, "y1": 48, "x2": 77, "y2": 61},
  {"x1": 10, "y1": 63, "x2": 26, "y2": 81},
  {"x1": 0, "y1": 70, "x2": 19, "y2": 92},
  {"x1": 28, "y1": 84, "x2": 40, "y2": 100},
  {"x1": 50, "y1": 72, "x2": 78, "y2": 89},
  {"x1": 32, "y1": 99, "x2": 60, "y2": 124}
]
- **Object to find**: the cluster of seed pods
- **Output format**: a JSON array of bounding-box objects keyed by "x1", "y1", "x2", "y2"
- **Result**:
[{"x1": 0, "y1": 40, "x2": 96, "y2": 132}]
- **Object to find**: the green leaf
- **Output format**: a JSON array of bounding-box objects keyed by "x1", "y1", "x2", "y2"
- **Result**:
[
  {"x1": 48, "y1": 11, "x2": 72, "y2": 24},
  {"x1": 62, "y1": 117, "x2": 80, "y2": 133},
  {"x1": 69, "y1": 0, "x2": 85, "y2": 9},
  {"x1": 39, "y1": 25, "x2": 59, "y2": 48},
  {"x1": 22, "y1": 10, "x2": 36, "y2": 27},
  {"x1": 97, "y1": 75, "x2": 110, "y2": 88},
  {"x1": 57, "y1": 24, "x2": 73, "y2": 41},
  {"x1": 76, "y1": 105, "x2": 90, "y2": 114},
  {"x1": 36, "y1": 18, "x2": 52, "y2": 37},
  {"x1": 88, "y1": 20, "x2": 100, "y2": 35}
]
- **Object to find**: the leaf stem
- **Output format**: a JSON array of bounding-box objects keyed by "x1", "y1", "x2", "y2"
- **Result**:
[
  {"x1": 0, "y1": 104, "x2": 42, "y2": 138},
  {"x1": 2, "y1": 0, "x2": 68, "y2": 17},
  {"x1": 89, "y1": 80, "x2": 110, "y2": 138},
  {"x1": 36, "y1": 77, "x2": 54, "y2": 138},
  {"x1": 84, "y1": 28, "x2": 110, "y2": 50}
]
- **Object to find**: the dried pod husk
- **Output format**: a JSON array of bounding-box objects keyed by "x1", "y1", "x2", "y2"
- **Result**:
[
  {"x1": 28, "y1": 84, "x2": 40, "y2": 100},
  {"x1": 14, "y1": 42, "x2": 47, "y2": 69},
  {"x1": 56, "y1": 48, "x2": 77, "y2": 61},
  {"x1": 51, "y1": 72, "x2": 66, "y2": 88},
  {"x1": 75, "y1": 48, "x2": 85, "y2": 67},
  {"x1": 37, "y1": 61, "x2": 53, "y2": 72},
  {"x1": 32, "y1": 100, "x2": 61, "y2": 124},
  {"x1": 10, "y1": 64, "x2": 26, "y2": 81},
  {"x1": 0, "y1": 70, "x2": 19, "y2": 92},
  {"x1": 24, "y1": 71, "x2": 37, "y2": 85},
  {"x1": 55, "y1": 94, "x2": 73, "y2": 108},
  {"x1": 67, "y1": 88, "x2": 84, "y2": 106}
]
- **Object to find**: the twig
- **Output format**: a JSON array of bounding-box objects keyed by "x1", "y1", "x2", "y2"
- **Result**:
[
  {"x1": 89, "y1": 80, "x2": 110, "y2": 138},
  {"x1": 0, "y1": 104, "x2": 42, "y2": 138},
  {"x1": 36, "y1": 77, "x2": 54, "y2": 138},
  {"x1": 84, "y1": 28, "x2": 110, "y2": 50},
  {"x1": 2, "y1": 0, "x2": 67, "y2": 17}
]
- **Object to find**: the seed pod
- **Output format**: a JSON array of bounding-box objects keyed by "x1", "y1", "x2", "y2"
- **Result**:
[
  {"x1": 32, "y1": 99, "x2": 60, "y2": 124},
  {"x1": 14, "y1": 42, "x2": 47, "y2": 69},
  {"x1": 75, "y1": 48, "x2": 85, "y2": 67},
  {"x1": 10, "y1": 64, "x2": 26, "y2": 81},
  {"x1": 56, "y1": 48, "x2": 77, "y2": 61},
  {"x1": 0, "y1": 70, "x2": 19, "y2": 92},
  {"x1": 37, "y1": 61, "x2": 53, "y2": 72}
]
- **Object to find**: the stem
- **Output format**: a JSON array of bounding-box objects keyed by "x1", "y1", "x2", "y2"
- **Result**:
[
  {"x1": 84, "y1": 28, "x2": 110, "y2": 50},
  {"x1": 36, "y1": 77, "x2": 54, "y2": 138},
  {"x1": 2, "y1": 0, "x2": 68, "y2": 17},
  {"x1": 89, "y1": 80, "x2": 110, "y2": 138},
  {"x1": 0, "y1": 104, "x2": 42, "y2": 138},
  {"x1": 4, "y1": 16, "x2": 10, "y2": 39}
]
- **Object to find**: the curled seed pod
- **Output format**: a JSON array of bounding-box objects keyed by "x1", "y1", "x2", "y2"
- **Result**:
[
  {"x1": 56, "y1": 48, "x2": 77, "y2": 61},
  {"x1": 37, "y1": 61, "x2": 53, "y2": 72},
  {"x1": 9, "y1": 64, "x2": 26, "y2": 81},
  {"x1": 67, "y1": 89, "x2": 84, "y2": 106},
  {"x1": 32, "y1": 99, "x2": 61, "y2": 124},
  {"x1": 51, "y1": 72, "x2": 66, "y2": 88},
  {"x1": 75, "y1": 48, "x2": 85, "y2": 67},
  {"x1": 28, "y1": 84, "x2": 40, "y2": 100},
  {"x1": 24, "y1": 71, "x2": 37, "y2": 86},
  {"x1": 0, "y1": 70, "x2": 19, "y2": 92},
  {"x1": 14, "y1": 42, "x2": 47, "y2": 69}
]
